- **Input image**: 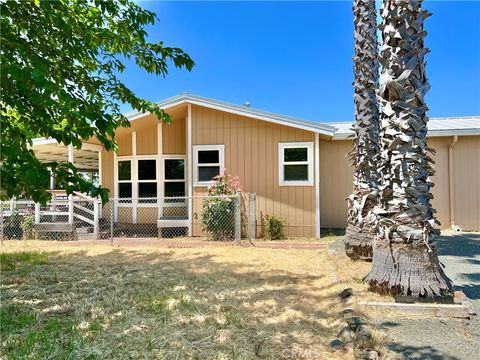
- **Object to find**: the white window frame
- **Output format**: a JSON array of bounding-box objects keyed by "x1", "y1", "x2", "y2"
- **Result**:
[
  {"x1": 163, "y1": 155, "x2": 187, "y2": 207},
  {"x1": 137, "y1": 158, "x2": 158, "y2": 204},
  {"x1": 278, "y1": 142, "x2": 314, "y2": 186},
  {"x1": 117, "y1": 159, "x2": 133, "y2": 202},
  {"x1": 116, "y1": 155, "x2": 159, "y2": 207},
  {"x1": 193, "y1": 144, "x2": 225, "y2": 186}
]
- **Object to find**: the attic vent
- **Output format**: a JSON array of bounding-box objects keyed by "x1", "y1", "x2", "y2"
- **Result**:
[{"x1": 243, "y1": 101, "x2": 251, "y2": 107}]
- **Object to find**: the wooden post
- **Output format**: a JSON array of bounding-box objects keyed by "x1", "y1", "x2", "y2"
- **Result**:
[
  {"x1": 248, "y1": 193, "x2": 256, "y2": 240},
  {"x1": 234, "y1": 192, "x2": 241, "y2": 243}
]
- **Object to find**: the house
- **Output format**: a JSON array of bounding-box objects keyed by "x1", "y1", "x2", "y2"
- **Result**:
[{"x1": 30, "y1": 94, "x2": 480, "y2": 238}]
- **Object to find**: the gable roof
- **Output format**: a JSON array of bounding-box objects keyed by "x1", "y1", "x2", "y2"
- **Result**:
[
  {"x1": 124, "y1": 93, "x2": 336, "y2": 136},
  {"x1": 330, "y1": 116, "x2": 480, "y2": 140}
]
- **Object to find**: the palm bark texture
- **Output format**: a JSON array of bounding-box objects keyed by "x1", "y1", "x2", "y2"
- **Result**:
[
  {"x1": 344, "y1": 0, "x2": 380, "y2": 261},
  {"x1": 364, "y1": 0, "x2": 452, "y2": 297}
]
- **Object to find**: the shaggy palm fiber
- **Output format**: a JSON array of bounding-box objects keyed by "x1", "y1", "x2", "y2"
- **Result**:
[
  {"x1": 365, "y1": 239, "x2": 451, "y2": 297},
  {"x1": 344, "y1": 223, "x2": 374, "y2": 261}
]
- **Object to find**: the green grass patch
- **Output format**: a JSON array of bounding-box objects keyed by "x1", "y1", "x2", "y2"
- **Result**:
[{"x1": 0, "y1": 251, "x2": 49, "y2": 271}]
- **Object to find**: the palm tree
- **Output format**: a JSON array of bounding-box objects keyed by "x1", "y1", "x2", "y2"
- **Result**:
[
  {"x1": 364, "y1": 0, "x2": 452, "y2": 297},
  {"x1": 344, "y1": 0, "x2": 380, "y2": 261}
]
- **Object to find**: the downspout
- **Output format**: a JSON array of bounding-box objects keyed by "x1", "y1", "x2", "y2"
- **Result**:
[{"x1": 448, "y1": 135, "x2": 458, "y2": 229}]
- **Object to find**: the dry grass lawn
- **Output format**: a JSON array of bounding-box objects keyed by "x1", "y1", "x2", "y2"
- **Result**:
[{"x1": 1, "y1": 240, "x2": 392, "y2": 359}]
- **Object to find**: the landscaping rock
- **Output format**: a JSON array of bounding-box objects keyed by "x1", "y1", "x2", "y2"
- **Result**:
[
  {"x1": 337, "y1": 325, "x2": 355, "y2": 343},
  {"x1": 346, "y1": 316, "x2": 367, "y2": 330},
  {"x1": 329, "y1": 338, "x2": 344, "y2": 349},
  {"x1": 340, "y1": 288, "x2": 354, "y2": 299},
  {"x1": 338, "y1": 308, "x2": 355, "y2": 318},
  {"x1": 354, "y1": 325, "x2": 373, "y2": 347}
]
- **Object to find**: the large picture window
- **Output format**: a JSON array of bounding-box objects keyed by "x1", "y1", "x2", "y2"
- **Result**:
[
  {"x1": 278, "y1": 142, "x2": 314, "y2": 186},
  {"x1": 193, "y1": 145, "x2": 224, "y2": 186}
]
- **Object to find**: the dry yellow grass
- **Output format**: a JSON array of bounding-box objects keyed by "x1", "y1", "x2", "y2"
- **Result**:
[{"x1": 1, "y1": 240, "x2": 393, "y2": 359}]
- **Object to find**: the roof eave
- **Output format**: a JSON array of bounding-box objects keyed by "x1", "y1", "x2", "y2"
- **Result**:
[{"x1": 125, "y1": 94, "x2": 335, "y2": 136}]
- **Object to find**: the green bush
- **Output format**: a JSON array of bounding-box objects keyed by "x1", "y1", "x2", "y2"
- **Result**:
[
  {"x1": 21, "y1": 214, "x2": 36, "y2": 240},
  {"x1": 197, "y1": 172, "x2": 241, "y2": 241},
  {"x1": 263, "y1": 215, "x2": 287, "y2": 240}
]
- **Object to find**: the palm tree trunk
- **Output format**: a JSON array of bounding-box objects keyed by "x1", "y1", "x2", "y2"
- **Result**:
[
  {"x1": 364, "y1": 0, "x2": 452, "y2": 297},
  {"x1": 344, "y1": 0, "x2": 380, "y2": 261}
]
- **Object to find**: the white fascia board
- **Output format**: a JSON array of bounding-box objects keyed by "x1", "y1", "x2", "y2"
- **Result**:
[
  {"x1": 31, "y1": 137, "x2": 59, "y2": 147},
  {"x1": 30, "y1": 137, "x2": 104, "y2": 151},
  {"x1": 125, "y1": 94, "x2": 336, "y2": 136}
]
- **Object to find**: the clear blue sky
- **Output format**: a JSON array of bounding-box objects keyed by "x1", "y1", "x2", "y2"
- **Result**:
[{"x1": 121, "y1": 1, "x2": 480, "y2": 122}]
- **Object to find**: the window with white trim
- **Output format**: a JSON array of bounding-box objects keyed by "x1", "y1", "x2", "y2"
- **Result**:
[
  {"x1": 278, "y1": 142, "x2": 314, "y2": 186},
  {"x1": 164, "y1": 158, "x2": 185, "y2": 203},
  {"x1": 193, "y1": 145, "x2": 225, "y2": 186},
  {"x1": 137, "y1": 159, "x2": 157, "y2": 201},
  {"x1": 117, "y1": 160, "x2": 132, "y2": 202}
]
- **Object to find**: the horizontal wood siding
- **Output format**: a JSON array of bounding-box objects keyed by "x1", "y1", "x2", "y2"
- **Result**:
[{"x1": 191, "y1": 105, "x2": 316, "y2": 238}]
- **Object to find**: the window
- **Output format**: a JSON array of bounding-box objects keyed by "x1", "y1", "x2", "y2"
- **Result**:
[
  {"x1": 278, "y1": 142, "x2": 314, "y2": 186},
  {"x1": 164, "y1": 158, "x2": 186, "y2": 203},
  {"x1": 138, "y1": 159, "x2": 157, "y2": 201},
  {"x1": 117, "y1": 160, "x2": 132, "y2": 201},
  {"x1": 193, "y1": 145, "x2": 224, "y2": 186}
]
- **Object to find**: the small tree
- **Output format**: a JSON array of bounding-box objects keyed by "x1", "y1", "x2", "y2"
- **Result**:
[
  {"x1": 198, "y1": 172, "x2": 240, "y2": 241},
  {"x1": 1, "y1": 0, "x2": 194, "y2": 204}
]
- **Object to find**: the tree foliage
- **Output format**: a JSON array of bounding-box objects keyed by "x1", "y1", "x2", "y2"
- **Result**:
[{"x1": 0, "y1": 0, "x2": 194, "y2": 204}]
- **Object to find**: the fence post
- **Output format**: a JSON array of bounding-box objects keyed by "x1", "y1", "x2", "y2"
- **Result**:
[
  {"x1": 68, "y1": 194, "x2": 74, "y2": 224},
  {"x1": 93, "y1": 199, "x2": 99, "y2": 239},
  {"x1": 248, "y1": 193, "x2": 256, "y2": 240},
  {"x1": 35, "y1": 202, "x2": 41, "y2": 224},
  {"x1": 234, "y1": 192, "x2": 241, "y2": 243},
  {"x1": 110, "y1": 199, "x2": 114, "y2": 246}
]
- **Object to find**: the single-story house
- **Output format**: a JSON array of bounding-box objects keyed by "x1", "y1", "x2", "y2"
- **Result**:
[{"x1": 31, "y1": 94, "x2": 480, "y2": 237}]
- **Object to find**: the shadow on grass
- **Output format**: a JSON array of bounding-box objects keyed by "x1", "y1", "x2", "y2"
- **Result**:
[{"x1": 1, "y1": 247, "x2": 344, "y2": 359}]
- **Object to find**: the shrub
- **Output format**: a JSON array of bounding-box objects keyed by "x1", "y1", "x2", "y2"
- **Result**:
[
  {"x1": 3, "y1": 212, "x2": 23, "y2": 239},
  {"x1": 21, "y1": 214, "x2": 36, "y2": 240},
  {"x1": 197, "y1": 172, "x2": 241, "y2": 241},
  {"x1": 263, "y1": 215, "x2": 287, "y2": 240}
]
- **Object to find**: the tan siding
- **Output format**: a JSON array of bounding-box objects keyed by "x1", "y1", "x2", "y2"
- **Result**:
[
  {"x1": 191, "y1": 105, "x2": 316, "y2": 237},
  {"x1": 163, "y1": 118, "x2": 186, "y2": 154},
  {"x1": 452, "y1": 136, "x2": 480, "y2": 230},
  {"x1": 319, "y1": 135, "x2": 480, "y2": 231},
  {"x1": 319, "y1": 140, "x2": 352, "y2": 228},
  {"x1": 117, "y1": 134, "x2": 132, "y2": 156},
  {"x1": 101, "y1": 149, "x2": 115, "y2": 197},
  {"x1": 136, "y1": 126, "x2": 157, "y2": 155},
  {"x1": 428, "y1": 137, "x2": 450, "y2": 228}
]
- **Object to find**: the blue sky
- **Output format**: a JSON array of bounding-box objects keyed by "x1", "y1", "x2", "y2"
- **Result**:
[{"x1": 121, "y1": 1, "x2": 480, "y2": 122}]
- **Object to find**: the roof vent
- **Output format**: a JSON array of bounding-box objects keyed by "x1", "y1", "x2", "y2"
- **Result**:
[{"x1": 243, "y1": 101, "x2": 251, "y2": 107}]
